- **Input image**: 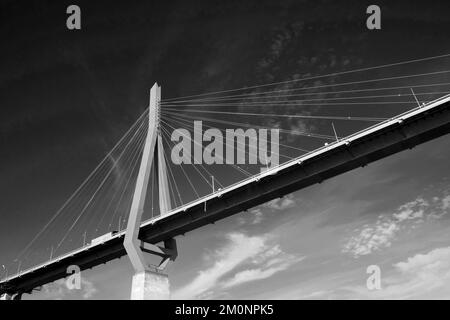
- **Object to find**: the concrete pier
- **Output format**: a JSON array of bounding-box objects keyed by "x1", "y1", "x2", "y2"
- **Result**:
[
  {"x1": 0, "y1": 293, "x2": 12, "y2": 300},
  {"x1": 131, "y1": 270, "x2": 170, "y2": 300},
  {"x1": 0, "y1": 293, "x2": 21, "y2": 300}
]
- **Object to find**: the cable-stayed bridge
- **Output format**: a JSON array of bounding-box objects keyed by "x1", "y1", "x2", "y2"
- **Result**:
[{"x1": 2, "y1": 54, "x2": 450, "y2": 299}]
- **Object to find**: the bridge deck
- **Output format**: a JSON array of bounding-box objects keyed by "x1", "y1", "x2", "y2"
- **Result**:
[{"x1": 2, "y1": 94, "x2": 450, "y2": 295}]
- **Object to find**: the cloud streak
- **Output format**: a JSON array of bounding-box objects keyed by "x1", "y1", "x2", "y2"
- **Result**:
[
  {"x1": 173, "y1": 232, "x2": 301, "y2": 299},
  {"x1": 347, "y1": 246, "x2": 450, "y2": 299},
  {"x1": 40, "y1": 278, "x2": 98, "y2": 300},
  {"x1": 240, "y1": 194, "x2": 297, "y2": 225},
  {"x1": 342, "y1": 192, "x2": 450, "y2": 258}
]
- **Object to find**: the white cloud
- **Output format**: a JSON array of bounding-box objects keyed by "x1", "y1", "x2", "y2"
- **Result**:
[
  {"x1": 41, "y1": 278, "x2": 97, "y2": 300},
  {"x1": 395, "y1": 247, "x2": 450, "y2": 274},
  {"x1": 173, "y1": 232, "x2": 301, "y2": 299},
  {"x1": 221, "y1": 266, "x2": 288, "y2": 289},
  {"x1": 347, "y1": 246, "x2": 450, "y2": 299},
  {"x1": 275, "y1": 246, "x2": 450, "y2": 300},
  {"x1": 239, "y1": 194, "x2": 297, "y2": 225},
  {"x1": 173, "y1": 233, "x2": 267, "y2": 299},
  {"x1": 80, "y1": 278, "x2": 97, "y2": 299},
  {"x1": 393, "y1": 198, "x2": 428, "y2": 221},
  {"x1": 441, "y1": 195, "x2": 450, "y2": 210},
  {"x1": 221, "y1": 254, "x2": 303, "y2": 289},
  {"x1": 342, "y1": 217, "x2": 400, "y2": 257},
  {"x1": 264, "y1": 194, "x2": 296, "y2": 211},
  {"x1": 250, "y1": 209, "x2": 264, "y2": 225},
  {"x1": 342, "y1": 193, "x2": 449, "y2": 258}
]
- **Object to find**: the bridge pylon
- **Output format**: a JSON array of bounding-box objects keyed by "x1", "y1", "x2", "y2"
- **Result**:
[
  {"x1": 123, "y1": 83, "x2": 177, "y2": 300},
  {"x1": 0, "y1": 292, "x2": 22, "y2": 300}
]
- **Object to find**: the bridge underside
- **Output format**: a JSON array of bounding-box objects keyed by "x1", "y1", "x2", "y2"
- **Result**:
[{"x1": 2, "y1": 99, "x2": 450, "y2": 296}]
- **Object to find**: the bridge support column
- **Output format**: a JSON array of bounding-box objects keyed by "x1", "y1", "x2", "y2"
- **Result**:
[
  {"x1": 1, "y1": 293, "x2": 21, "y2": 300},
  {"x1": 131, "y1": 270, "x2": 170, "y2": 300},
  {"x1": 124, "y1": 82, "x2": 176, "y2": 300},
  {"x1": 129, "y1": 239, "x2": 177, "y2": 300},
  {"x1": 0, "y1": 293, "x2": 11, "y2": 300}
]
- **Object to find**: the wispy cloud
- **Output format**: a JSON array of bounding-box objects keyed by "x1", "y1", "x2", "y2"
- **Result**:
[
  {"x1": 240, "y1": 194, "x2": 297, "y2": 225},
  {"x1": 173, "y1": 232, "x2": 301, "y2": 299},
  {"x1": 440, "y1": 195, "x2": 450, "y2": 211},
  {"x1": 248, "y1": 208, "x2": 264, "y2": 225},
  {"x1": 342, "y1": 217, "x2": 400, "y2": 257},
  {"x1": 263, "y1": 194, "x2": 296, "y2": 211},
  {"x1": 221, "y1": 248, "x2": 302, "y2": 289},
  {"x1": 345, "y1": 246, "x2": 450, "y2": 299},
  {"x1": 41, "y1": 278, "x2": 98, "y2": 300},
  {"x1": 342, "y1": 193, "x2": 450, "y2": 258},
  {"x1": 279, "y1": 245, "x2": 450, "y2": 300}
]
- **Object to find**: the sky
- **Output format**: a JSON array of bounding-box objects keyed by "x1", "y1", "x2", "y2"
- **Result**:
[{"x1": 1, "y1": 0, "x2": 450, "y2": 299}]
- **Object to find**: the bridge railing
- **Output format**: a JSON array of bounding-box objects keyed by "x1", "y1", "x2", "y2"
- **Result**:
[{"x1": 0, "y1": 232, "x2": 124, "y2": 284}]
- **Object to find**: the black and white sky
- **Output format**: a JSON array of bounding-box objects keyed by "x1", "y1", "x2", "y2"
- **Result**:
[{"x1": 1, "y1": 0, "x2": 450, "y2": 299}]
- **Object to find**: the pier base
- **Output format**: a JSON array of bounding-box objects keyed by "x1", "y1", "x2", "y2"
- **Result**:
[
  {"x1": 0, "y1": 293, "x2": 21, "y2": 300},
  {"x1": 130, "y1": 270, "x2": 170, "y2": 300},
  {"x1": 0, "y1": 293, "x2": 11, "y2": 300}
]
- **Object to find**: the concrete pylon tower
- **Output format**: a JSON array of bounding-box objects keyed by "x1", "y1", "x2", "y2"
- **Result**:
[{"x1": 124, "y1": 83, "x2": 177, "y2": 300}]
